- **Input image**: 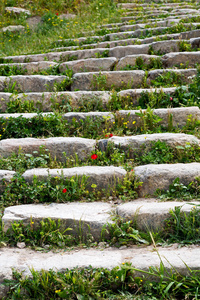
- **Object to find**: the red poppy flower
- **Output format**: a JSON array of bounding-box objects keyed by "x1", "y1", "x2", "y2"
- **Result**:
[
  {"x1": 56, "y1": 13, "x2": 59, "y2": 16},
  {"x1": 62, "y1": 188, "x2": 67, "y2": 193},
  {"x1": 109, "y1": 133, "x2": 113, "y2": 137},
  {"x1": 91, "y1": 154, "x2": 98, "y2": 160},
  {"x1": 170, "y1": 97, "x2": 173, "y2": 101},
  {"x1": 105, "y1": 134, "x2": 108, "y2": 137},
  {"x1": 131, "y1": 169, "x2": 134, "y2": 171}
]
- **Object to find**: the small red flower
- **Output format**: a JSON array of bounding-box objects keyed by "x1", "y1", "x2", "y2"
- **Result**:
[
  {"x1": 91, "y1": 154, "x2": 98, "y2": 160},
  {"x1": 170, "y1": 97, "x2": 173, "y2": 101},
  {"x1": 56, "y1": 13, "x2": 59, "y2": 16},
  {"x1": 62, "y1": 188, "x2": 67, "y2": 193},
  {"x1": 109, "y1": 133, "x2": 113, "y2": 137},
  {"x1": 105, "y1": 134, "x2": 108, "y2": 137},
  {"x1": 131, "y1": 169, "x2": 134, "y2": 171}
]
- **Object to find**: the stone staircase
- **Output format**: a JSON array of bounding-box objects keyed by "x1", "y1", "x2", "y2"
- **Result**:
[{"x1": 1, "y1": 0, "x2": 200, "y2": 298}]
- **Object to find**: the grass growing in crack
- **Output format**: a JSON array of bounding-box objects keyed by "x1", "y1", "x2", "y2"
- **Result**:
[{"x1": 121, "y1": 56, "x2": 163, "y2": 71}]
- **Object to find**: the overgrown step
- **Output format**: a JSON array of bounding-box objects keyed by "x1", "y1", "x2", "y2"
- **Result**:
[
  {"x1": 2, "y1": 202, "x2": 113, "y2": 239},
  {"x1": 0, "y1": 75, "x2": 66, "y2": 93},
  {"x1": 0, "y1": 170, "x2": 16, "y2": 193},
  {"x1": 162, "y1": 51, "x2": 200, "y2": 67},
  {"x1": 135, "y1": 162, "x2": 200, "y2": 197},
  {"x1": 99, "y1": 133, "x2": 199, "y2": 157},
  {"x1": 1, "y1": 244, "x2": 200, "y2": 296},
  {"x1": 117, "y1": 199, "x2": 199, "y2": 231},
  {"x1": 0, "y1": 91, "x2": 111, "y2": 112},
  {"x1": 22, "y1": 166, "x2": 126, "y2": 191},
  {"x1": 0, "y1": 137, "x2": 96, "y2": 161},
  {"x1": 71, "y1": 70, "x2": 145, "y2": 91}
]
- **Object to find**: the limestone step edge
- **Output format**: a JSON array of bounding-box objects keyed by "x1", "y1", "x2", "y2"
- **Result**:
[{"x1": 1, "y1": 244, "x2": 200, "y2": 298}]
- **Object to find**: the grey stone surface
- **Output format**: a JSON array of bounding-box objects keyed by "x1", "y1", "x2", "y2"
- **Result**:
[
  {"x1": 0, "y1": 91, "x2": 111, "y2": 112},
  {"x1": 116, "y1": 54, "x2": 160, "y2": 70},
  {"x1": 63, "y1": 111, "x2": 114, "y2": 124},
  {"x1": 59, "y1": 57, "x2": 117, "y2": 73},
  {"x1": 98, "y1": 133, "x2": 199, "y2": 158},
  {"x1": 117, "y1": 107, "x2": 200, "y2": 128},
  {"x1": 1, "y1": 245, "x2": 200, "y2": 297},
  {"x1": 2, "y1": 25, "x2": 25, "y2": 33},
  {"x1": 2, "y1": 202, "x2": 113, "y2": 240},
  {"x1": 0, "y1": 170, "x2": 16, "y2": 194},
  {"x1": 0, "y1": 62, "x2": 57, "y2": 75},
  {"x1": 5, "y1": 7, "x2": 31, "y2": 15},
  {"x1": 117, "y1": 200, "x2": 199, "y2": 231},
  {"x1": 0, "y1": 137, "x2": 96, "y2": 162},
  {"x1": 0, "y1": 75, "x2": 66, "y2": 93},
  {"x1": 109, "y1": 45, "x2": 150, "y2": 58},
  {"x1": 71, "y1": 70, "x2": 145, "y2": 91},
  {"x1": 0, "y1": 112, "x2": 53, "y2": 119},
  {"x1": 118, "y1": 87, "x2": 177, "y2": 106},
  {"x1": 135, "y1": 163, "x2": 200, "y2": 197},
  {"x1": 162, "y1": 51, "x2": 200, "y2": 68},
  {"x1": 147, "y1": 69, "x2": 197, "y2": 85},
  {"x1": 22, "y1": 166, "x2": 126, "y2": 191},
  {"x1": 180, "y1": 29, "x2": 200, "y2": 39},
  {"x1": 151, "y1": 40, "x2": 186, "y2": 54},
  {"x1": 26, "y1": 16, "x2": 42, "y2": 28}
]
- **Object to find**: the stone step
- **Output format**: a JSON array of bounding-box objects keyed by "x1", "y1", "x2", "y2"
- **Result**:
[
  {"x1": 0, "y1": 61, "x2": 57, "y2": 75},
  {"x1": 117, "y1": 199, "x2": 199, "y2": 231},
  {"x1": 22, "y1": 166, "x2": 126, "y2": 191},
  {"x1": 147, "y1": 68, "x2": 197, "y2": 85},
  {"x1": 115, "y1": 54, "x2": 160, "y2": 70},
  {"x1": 71, "y1": 70, "x2": 145, "y2": 91},
  {"x1": 135, "y1": 162, "x2": 200, "y2": 197},
  {"x1": 1, "y1": 244, "x2": 200, "y2": 298},
  {"x1": 0, "y1": 75, "x2": 66, "y2": 93},
  {"x1": 59, "y1": 57, "x2": 117, "y2": 73},
  {"x1": 116, "y1": 106, "x2": 200, "y2": 128},
  {"x1": 98, "y1": 133, "x2": 199, "y2": 158},
  {"x1": 0, "y1": 137, "x2": 96, "y2": 162},
  {"x1": 118, "y1": 87, "x2": 177, "y2": 105},
  {"x1": 0, "y1": 170, "x2": 16, "y2": 193},
  {"x1": 162, "y1": 51, "x2": 200, "y2": 68},
  {"x1": 2, "y1": 202, "x2": 113, "y2": 239},
  {"x1": 0, "y1": 90, "x2": 111, "y2": 112}
]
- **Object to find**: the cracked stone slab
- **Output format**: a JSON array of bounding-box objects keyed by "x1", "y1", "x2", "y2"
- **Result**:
[
  {"x1": 22, "y1": 166, "x2": 127, "y2": 191},
  {"x1": 0, "y1": 137, "x2": 96, "y2": 162},
  {"x1": 59, "y1": 57, "x2": 117, "y2": 73},
  {"x1": 147, "y1": 69, "x2": 197, "y2": 85},
  {"x1": 162, "y1": 51, "x2": 200, "y2": 68},
  {"x1": 71, "y1": 70, "x2": 145, "y2": 91},
  {"x1": 117, "y1": 107, "x2": 200, "y2": 128},
  {"x1": 98, "y1": 133, "x2": 199, "y2": 157},
  {"x1": 0, "y1": 170, "x2": 16, "y2": 194},
  {"x1": 2, "y1": 202, "x2": 113, "y2": 240},
  {"x1": 117, "y1": 199, "x2": 199, "y2": 231},
  {"x1": 135, "y1": 163, "x2": 200, "y2": 197},
  {"x1": 0, "y1": 75, "x2": 66, "y2": 93},
  {"x1": 0, "y1": 91, "x2": 111, "y2": 112}
]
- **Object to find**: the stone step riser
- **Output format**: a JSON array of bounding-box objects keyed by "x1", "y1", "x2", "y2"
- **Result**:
[
  {"x1": 99, "y1": 133, "x2": 200, "y2": 158},
  {"x1": 135, "y1": 162, "x2": 200, "y2": 197},
  {"x1": 0, "y1": 75, "x2": 66, "y2": 93},
  {"x1": 0, "y1": 91, "x2": 111, "y2": 112}
]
